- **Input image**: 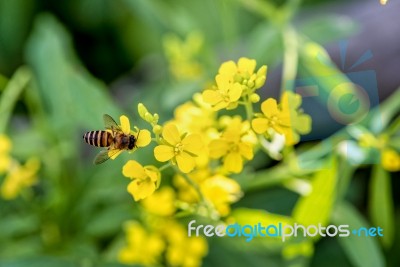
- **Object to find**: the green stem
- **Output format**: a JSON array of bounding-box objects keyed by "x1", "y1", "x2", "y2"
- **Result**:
[
  {"x1": 173, "y1": 165, "x2": 205, "y2": 202},
  {"x1": 172, "y1": 165, "x2": 222, "y2": 219},
  {"x1": 159, "y1": 162, "x2": 172, "y2": 171},
  {"x1": 237, "y1": 0, "x2": 277, "y2": 22},
  {"x1": 386, "y1": 116, "x2": 400, "y2": 136},
  {"x1": 335, "y1": 158, "x2": 355, "y2": 203},
  {"x1": 244, "y1": 96, "x2": 254, "y2": 121},
  {"x1": 280, "y1": 25, "x2": 298, "y2": 93},
  {"x1": 0, "y1": 67, "x2": 31, "y2": 133}
]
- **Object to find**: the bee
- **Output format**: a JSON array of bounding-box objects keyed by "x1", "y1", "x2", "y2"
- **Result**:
[{"x1": 83, "y1": 114, "x2": 137, "y2": 164}]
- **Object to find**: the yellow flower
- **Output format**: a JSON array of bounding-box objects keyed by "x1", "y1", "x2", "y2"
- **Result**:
[
  {"x1": 252, "y1": 92, "x2": 311, "y2": 146},
  {"x1": 381, "y1": 149, "x2": 400, "y2": 172},
  {"x1": 1, "y1": 157, "x2": 40, "y2": 200},
  {"x1": 0, "y1": 134, "x2": 12, "y2": 154},
  {"x1": 164, "y1": 221, "x2": 208, "y2": 267},
  {"x1": 171, "y1": 93, "x2": 216, "y2": 134},
  {"x1": 163, "y1": 32, "x2": 204, "y2": 81},
  {"x1": 219, "y1": 57, "x2": 267, "y2": 94},
  {"x1": 200, "y1": 175, "x2": 242, "y2": 216},
  {"x1": 252, "y1": 98, "x2": 291, "y2": 136},
  {"x1": 219, "y1": 57, "x2": 257, "y2": 77},
  {"x1": 118, "y1": 221, "x2": 165, "y2": 265},
  {"x1": 202, "y1": 58, "x2": 267, "y2": 110},
  {"x1": 122, "y1": 160, "x2": 161, "y2": 201},
  {"x1": 0, "y1": 135, "x2": 12, "y2": 174},
  {"x1": 173, "y1": 168, "x2": 210, "y2": 203},
  {"x1": 209, "y1": 116, "x2": 255, "y2": 173},
  {"x1": 280, "y1": 92, "x2": 312, "y2": 144},
  {"x1": 154, "y1": 124, "x2": 203, "y2": 173},
  {"x1": 202, "y1": 74, "x2": 242, "y2": 110},
  {"x1": 109, "y1": 115, "x2": 151, "y2": 160},
  {"x1": 141, "y1": 187, "x2": 176, "y2": 216}
]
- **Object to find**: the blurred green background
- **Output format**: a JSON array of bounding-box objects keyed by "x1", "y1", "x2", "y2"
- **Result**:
[{"x1": 0, "y1": 0, "x2": 399, "y2": 266}]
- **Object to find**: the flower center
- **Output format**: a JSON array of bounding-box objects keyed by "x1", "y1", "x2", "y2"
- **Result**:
[
  {"x1": 174, "y1": 143, "x2": 184, "y2": 155},
  {"x1": 269, "y1": 115, "x2": 279, "y2": 126},
  {"x1": 221, "y1": 91, "x2": 230, "y2": 103},
  {"x1": 229, "y1": 143, "x2": 239, "y2": 153}
]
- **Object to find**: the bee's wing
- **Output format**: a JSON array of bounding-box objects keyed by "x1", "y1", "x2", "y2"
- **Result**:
[
  {"x1": 93, "y1": 149, "x2": 121, "y2": 165},
  {"x1": 103, "y1": 114, "x2": 121, "y2": 131}
]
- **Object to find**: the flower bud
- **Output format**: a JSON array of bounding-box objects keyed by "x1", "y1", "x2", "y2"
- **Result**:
[
  {"x1": 250, "y1": 93, "x2": 260, "y2": 103},
  {"x1": 138, "y1": 103, "x2": 149, "y2": 119},
  {"x1": 153, "y1": 125, "x2": 162, "y2": 135},
  {"x1": 257, "y1": 65, "x2": 267, "y2": 77},
  {"x1": 153, "y1": 113, "x2": 159, "y2": 123},
  {"x1": 144, "y1": 113, "x2": 154, "y2": 122},
  {"x1": 255, "y1": 76, "x2": 266, "y2": 89}
]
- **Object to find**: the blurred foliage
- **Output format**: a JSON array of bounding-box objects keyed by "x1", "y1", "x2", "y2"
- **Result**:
[{"x1": 0, "y1": 0, "x2": 399, "y2": 267}]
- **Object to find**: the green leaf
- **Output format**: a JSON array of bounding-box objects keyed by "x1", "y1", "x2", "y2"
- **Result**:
[
  {"x1": 84, "y1": 204, "x2": 135, "y2": 238},
  {"x1": 231, "y1": 208, "x2": 292, "y2": 246},
  {"x1": 292, "y1": 159, "x2": 337, "y2": 228},
  {"x1": 246, "y1": 22, "x2": 282, "y2": 66},
  {"x1": 0, "y1": 66, "x2": 31, "y2": 133},
  {"x1": 0, "y1": 213, "x2": 39, "y2": 240},
  {"x1": 0, "y1": 0, "x2": 35, "y2": 75},
  {"x1": 300, "y1": 15, "x2": 358, "y2": 44},
  {"x1": 332, "y1": 202, "x2": 385, "y2": 267},
  {"x1": 0, "y1": 257, "x2": 76, "y2": 267},
  {"x1": 369, "y1": 88, "x2": 400, "y2": 134},
  {"x1": 25, "y1": 14, "x2": 120, "y2": 134},
  {"x1": 369, "y1": 165, "x2": 395, "y2": 248}
]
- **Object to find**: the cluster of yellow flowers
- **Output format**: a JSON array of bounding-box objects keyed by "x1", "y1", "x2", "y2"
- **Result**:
[
  {"x1": 115, "y1": 57, "x2": 312, "y2": 266},
  {"x1": 117, "y1": 58, "x2": 312, "y2": 205},
  {"x1": 119, "y1": 188, "x2": 208, "y2": 267},
  {"x1": 163, "y1": 32, "x2": 204, "y2": 81},
  {"x1": 0, "y1": 134, "x2": 40, "y2": 199},
  {"x1": 357, "y1": 131, "x2": 400, "y2": 172},
  {"x1": 115, "y1": 58, "x2": 311, "y2": 211}
]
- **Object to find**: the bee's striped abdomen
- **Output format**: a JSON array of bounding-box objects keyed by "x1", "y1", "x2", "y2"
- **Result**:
[{"x1": 83, "y1": 131, "x2": 112, "y2": 147}]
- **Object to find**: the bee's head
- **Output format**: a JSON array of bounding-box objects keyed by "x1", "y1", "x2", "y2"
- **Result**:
[{"x1": 128, "y1": 135, "x2": 136, "y2": 150}]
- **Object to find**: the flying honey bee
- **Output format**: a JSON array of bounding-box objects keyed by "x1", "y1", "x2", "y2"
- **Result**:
[{"x1": 83, "y1": 114, "x2": 138, "y2": 164}]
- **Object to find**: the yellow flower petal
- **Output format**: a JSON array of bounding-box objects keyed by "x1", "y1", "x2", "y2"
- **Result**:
[
  {"x1": 109, "y1": 150, "x2": 123, "y2": 159},
  {"x1": 224, "y1": 152, "x2": 243, "y2": 173},
  {"x1": 144, "y1": 166, "x2": 161, "y2": 183},
  {"x1": 295, "y1": 114, "x2": 312, "y2": 134},
  {"x1": 215, "y1": 74, "x2": 231, "y2": 89},
  {"x1": 0, "y1": 135, "x2": 12, "y2": 154},
  {"x1": 238, "y1": 142, "x2": 253, "y2": 160},
  {"x1": 162, "y1": 124, "x2": 181, "y2": 146},
  {"x1": 176, "y1": 152, "x2": 195, "y2": 173},
  {"x1": 281, "y1": 91, "x2": 302, "y2": 110},
  {"x1": 251, "y1": 118, "x2": 269, "y2": 134},
  {"x1": 208, "y1": 139, "x2": 229, "y2": 158},
  {"x1": 281, "y1": 127, "x2": 299, "y2": 146},
  {"x1": 228, "y1": 83, "x2": 242, "y2": 102},
  {"x1": 123, "y1": 160, "x2": 147, "y2": 179},
  {"x1": 261, "y1": 98, "x2": 279, "y2": 117},
  {"x1": 182, "y1": 134, "x2": 203, "y2": 155},
  {"x1": 218, "y1": 60, "x2": 237, "y2": 75},
  {"x1": 136, "y1": 129, "x2": 151, "y2": 147},
  {"x1": 142, "y1": 187, "x2": 176, "y2": 216},
  {"x1": 127, "y1": 179, "x2": 156, "y2": 201},
  {"x1": 0, "y1": 155, "x2": 10, "y2": 174},
  {"x1": 212, "y1": 100, "x2": 228, "y2": 110},
  {"x1": 381, "y1": 149, "x2": 400, "y2": 172},
  {"x1": 238, "y1": 57, "x2": 256, "y2": 74},
  {"x1": 202, "y1": 89, "x2": 223, "y2": 105},
  {"x1": 120, "y1": 115, "x2": 131, "y2": 135},
  {"x1": 154, "y1": 145, "x2": 175, "y2": 162}
]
